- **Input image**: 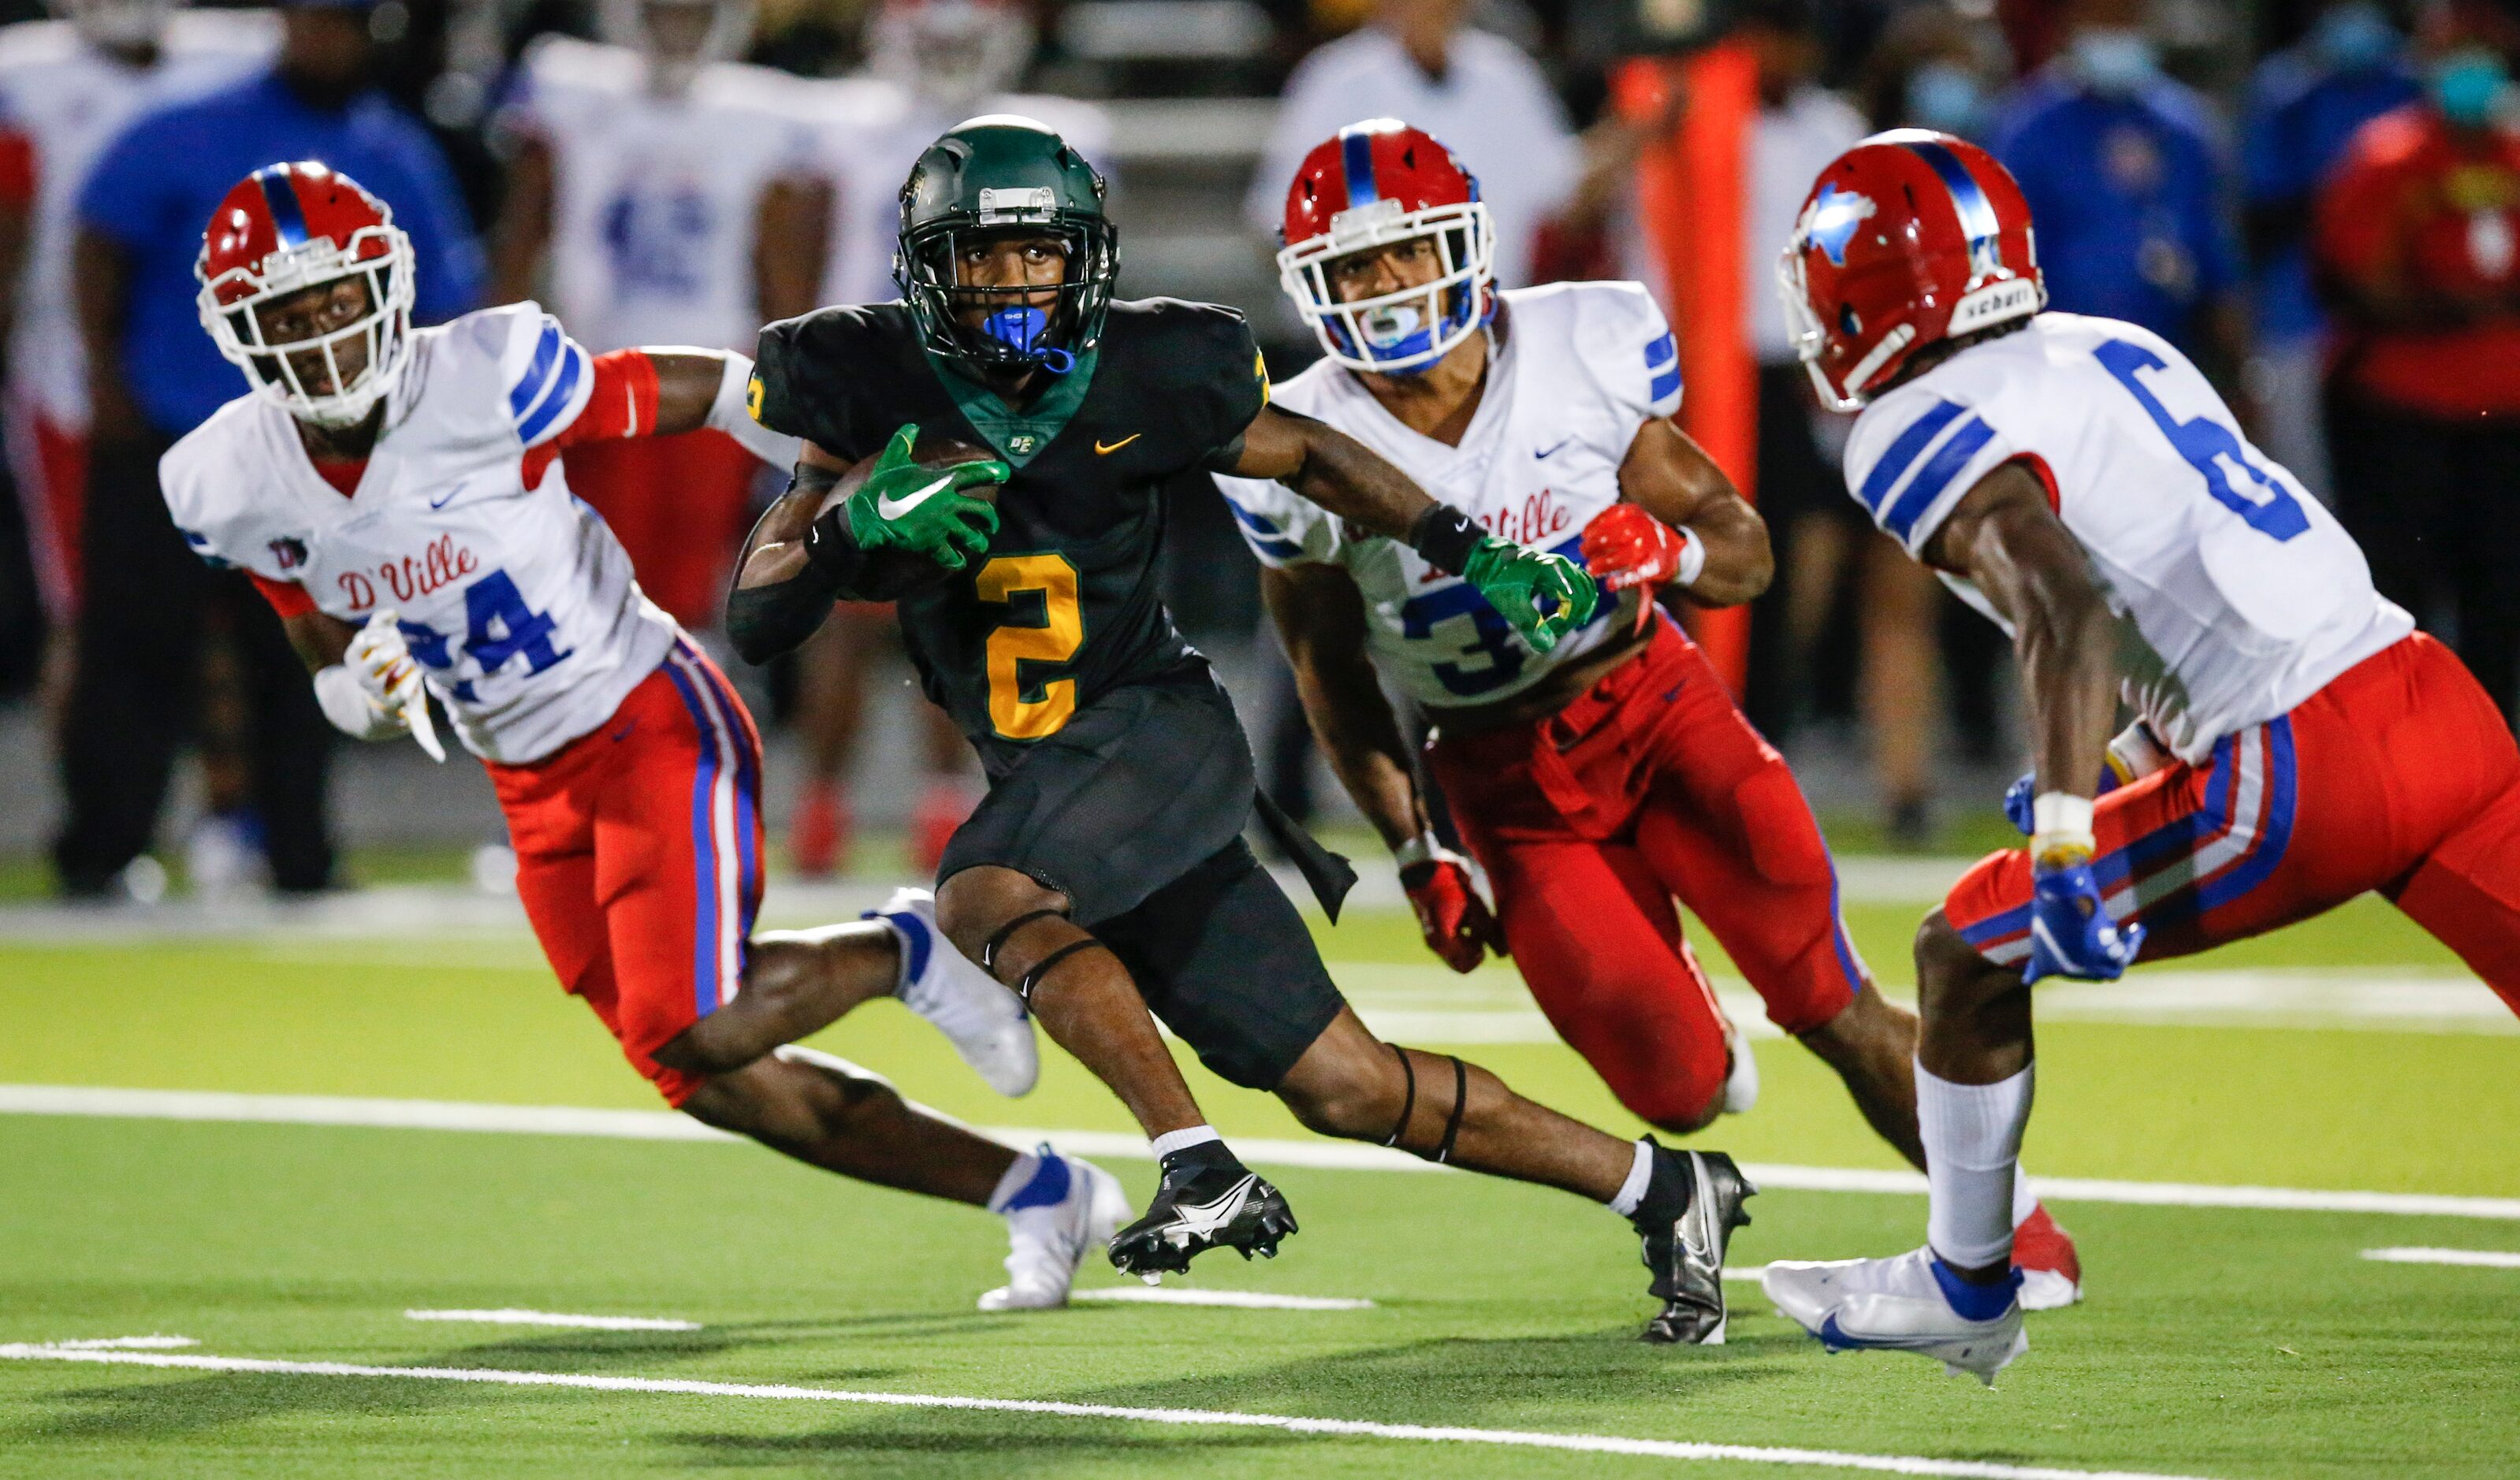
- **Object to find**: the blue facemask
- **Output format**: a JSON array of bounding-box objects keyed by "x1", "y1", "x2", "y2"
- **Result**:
[
  {"x1": 1908, "y1": 61, "x2": 1989, "y2": 136},
  {"x1": 2069, "y1": 28, "x2": 2161, "y2": 95},
  {"x1": 2432, "y1": 48, "x2": 2511, "y2": 129},
  {"x1": 2311, "y1": 2, "x2": 2399, "y2": 73}
]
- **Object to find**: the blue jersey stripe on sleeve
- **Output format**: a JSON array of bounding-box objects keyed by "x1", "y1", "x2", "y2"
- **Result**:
[
  {"x1": 1857, "y1": 398, "x2": 1965, "y2": 512},
  {"x1": 1648, "y1": 367, "x2": 1682, "y2": 403},
  {"x1": 1880, "y1": 414, "x2": 1996, "y2": 541},
  {"x1": 515, "y1": 343, "x2": 585, "y2": 444},
  {"x1": 1224, "y1": 497, "x2": 1307, "y2": 560},
  {"x1": 1643, "y1": 332, "x2": 1676, "y2": 370},
  {"x1": 506, "y1": 321, "x2": 564, "y2": 422}
]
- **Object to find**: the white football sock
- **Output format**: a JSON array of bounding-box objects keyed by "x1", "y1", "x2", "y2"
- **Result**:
[
  {"x1": 2012, "y1": 1159, "x2": 2040, "y2": 1229},
  {"x1": 1149, "y1": 1125, "x2": 1222, "y2": 1160},
  {"x1": 1606, "y1": 1139, "x2": 1656, "y2": 1218},
  {"x1": 1917, "y1": 1058, "x2": 2033, "y2": 1270}
]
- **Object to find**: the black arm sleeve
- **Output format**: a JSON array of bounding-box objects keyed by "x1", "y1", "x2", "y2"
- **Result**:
[{"x1": 726, "y1": 566, "x2": 838, "y2": 666}]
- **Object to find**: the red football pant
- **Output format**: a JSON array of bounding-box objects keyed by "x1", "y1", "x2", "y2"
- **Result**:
[
  {"x1": 7, "y1": 399, "x2": 86, "y2": 619},
  {"x1": 562, "y1": 429, "x2": 760, "y2": 630},
  {"x1": 1947, "y1": 633, "x2": 2520, "y2": 1014},
  {"x1": 488, "y1": 643, "x2": 765, "y2": 1104},
  {"x1": 1428, "y1": 618, "x2": 1870, "y2": 1128}
]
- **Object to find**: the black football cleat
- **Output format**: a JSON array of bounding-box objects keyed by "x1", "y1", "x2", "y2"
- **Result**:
[
  {"x1": 1107, "y1": 1162, "x2": 1297, "y2": 1278},
  {"x1": 1636, "y1": 1147, "x2": 1757, "y2": 1344}
]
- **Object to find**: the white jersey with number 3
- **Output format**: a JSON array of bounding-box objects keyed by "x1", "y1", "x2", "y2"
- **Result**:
[
  {"x1": 1213, "y1": 281, "x2": 1681, "y2": 708},
  {"x1": 1844, "y1": 312, "x2": 2412, "y2": 763},
  {"x1": 161, "y1": 303, "x2": 679, "y2": 764}
]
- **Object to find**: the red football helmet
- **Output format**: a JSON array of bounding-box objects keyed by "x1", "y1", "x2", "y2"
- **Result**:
[
  {"x1": 1777, "y1": 128, "x2": 2045, "y2": 411},
  {"x1": 1278, "y1": 118, "x2": 1494, "y2": 374},
  {"x1": 195, "y1": 161, "x2": 415, "y2": 427}
]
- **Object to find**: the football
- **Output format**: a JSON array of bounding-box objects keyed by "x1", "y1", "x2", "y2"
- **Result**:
[{"x1": 819, "y1": 432, "x2": 1004, "y2": 599}]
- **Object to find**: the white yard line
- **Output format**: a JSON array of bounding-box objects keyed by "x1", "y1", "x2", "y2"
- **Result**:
[
  {"x1": 404, "y1": 1309, "x2": 701, "y2": 1332},
  {"x1": 2360, "y1": 1247, "x2": 2520, "y2": 1269},
  {"x1": 1070, "y1": 1288, "x2": 1375, "y2": 1311},
  {"x1": 46, "y1": 1336, "x2": 197, "y2": 1350},
  {"x1": 6, "y1": 1084, "x2": 2516, "y2": 1221},
  {"x1": 0, "y1": 1342, "x2": 2210, "y2": 1479}
]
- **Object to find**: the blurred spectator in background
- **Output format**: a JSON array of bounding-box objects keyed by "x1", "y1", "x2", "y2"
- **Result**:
[
  {"x1": 2244, "y1": 0, "x2": 2420, "y2": 500},
  {"x1": 1741, "y1": 0, "x2": 1950, "y2": 846},
  {"x1": 52, "y1": 0, "x2": 481, "y2": 898},
  {"x1": 1991, "y1": 0, "x2": 2247, "y2": 382},
  {"x1": 490, "y1": 0, "x2": 829, "y2": 633},
  {"x1": 1245, "y1": 0, "x2": 1573, "y2": 288},
  {"x1": 0, "y1": 0, "x2": 272, "y2": 716},
  {"x1": 1857, "y1": 1, "x2": 2005, "y2": 139},
  {"x1": 2318, "y1": 0, "x2": 2520, "y2": 724},
  {"x1": 780, "y1": 0, "x2": 1098, "y2": 875}
]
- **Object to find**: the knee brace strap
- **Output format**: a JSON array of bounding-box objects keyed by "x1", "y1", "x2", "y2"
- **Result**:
[
  {"x1": 1435, "y1": 1054, "x2": 1468, "y2": 1166},
  {"x1": 981, "y1": 907, "x2": 1068, "y2": 973},
  {"x1": 1015, "y1": 937, "x2": 1109, "y2": 1005},
  {"x1": 1381, "y1": 1043, "x2": 1417, "y2": 1150}
]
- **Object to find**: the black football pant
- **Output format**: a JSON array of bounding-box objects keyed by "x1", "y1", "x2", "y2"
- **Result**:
[
  {"x1": 2327, "y1": 392, "x2": 2520, "y2": 731},
  {"x1": 51, "y1": 428, "x2": 336, "y2": 894}
]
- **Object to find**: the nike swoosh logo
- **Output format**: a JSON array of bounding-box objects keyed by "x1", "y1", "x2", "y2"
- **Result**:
[
  {"x1": 875, "y1": 474, "x2": 953, "y2": 521},
  {"x1": 429, "y1": 485, "x2": 465, "y2": 510},
  {"x1": 1094, "y1": 433, "x2": 1142, "y2": 456},
  {"x1": 1168, "y1": 1175, "x2": 1257, "y2": 1238},
  {"x1": 1535, "y1": 437, "x2": 1575, "y2": 459}
]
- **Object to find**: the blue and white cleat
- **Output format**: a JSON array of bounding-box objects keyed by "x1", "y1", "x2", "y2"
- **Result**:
[
  {"x1": 979, "y1": 1147, "x2": 1132, "y2": 1311},
  {"x1": 869, "y1": 887, "x2": 1038, "y2": 1097},
  {"x1": 1763, "y1": 1247, "x2": 2027, "y2": 1385}
]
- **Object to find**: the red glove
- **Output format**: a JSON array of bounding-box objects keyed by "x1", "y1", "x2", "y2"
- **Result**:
[
  {"x1": 1579, "y1": 502, "x2": 1692, "y2": 592},
  {"x1": 1402, "y1": 850, "x2": 1507, "y2": 973}
]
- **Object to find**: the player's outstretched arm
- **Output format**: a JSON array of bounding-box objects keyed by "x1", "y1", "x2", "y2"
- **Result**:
[
  {"x1": 1926, "y1": 463, "x2": 2142, "y2": 981},
  {"x1": 1599, "y1": 418, "x2": 1773, "y2": 609},
  {"x1": 1228, "y1": 404, "x2": 1596, "y2": 652},
  {"x1": 1263, "y1": 563, "x2": 1503, "y2": 972}
]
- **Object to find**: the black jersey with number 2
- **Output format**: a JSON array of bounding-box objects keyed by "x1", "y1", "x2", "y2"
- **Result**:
[{"x1": 751, "y1": 297, "x2": 1269, "y2": 755}]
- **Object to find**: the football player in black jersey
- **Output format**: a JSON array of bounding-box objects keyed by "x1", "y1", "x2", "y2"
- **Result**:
[{"x1": 727, "y1": 116, "x2": 1751, "y2": 1341}]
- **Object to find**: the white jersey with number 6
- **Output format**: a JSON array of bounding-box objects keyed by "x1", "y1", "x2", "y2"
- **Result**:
[
  {"x1": 1212, "y1": 281, "x2": 1681, "y2": 708},
  {"x1": 1843, "y1": 312, "x2": 2412, "y2": 764},
  {"x1": 160, "y1": 302, "x2": 679, "y2": 764}
]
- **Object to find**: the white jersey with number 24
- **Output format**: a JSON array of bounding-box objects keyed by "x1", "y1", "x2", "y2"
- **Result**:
[
  {"x1": 1843, "y1": 312, "x2": 2412, "y2": 764},
  {"x1": 160, "y1": 303, "x2": 679, "y2": 764}
]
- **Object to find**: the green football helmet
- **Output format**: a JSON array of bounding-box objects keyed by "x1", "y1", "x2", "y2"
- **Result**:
[{"x1": 894, "y1": 114, "x2": 1119, "y2": 373}]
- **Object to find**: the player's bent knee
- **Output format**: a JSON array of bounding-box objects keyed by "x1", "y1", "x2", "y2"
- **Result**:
[
  {"x1": 934, "y1": 865, "x2": 1069, "y2": 966},
  {"x1": 1913, "y1": 909, "x2": 2019, "y2": 1021}
]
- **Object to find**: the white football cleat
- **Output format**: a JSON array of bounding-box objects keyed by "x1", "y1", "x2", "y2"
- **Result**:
[
  {"x1": 868, "y1": 887, "x2": 1037, "y2": 1097},
  {"x1": 1763, "y1": 1247, "x2": 2027, "y2": 1385},
  {"x1": 978, "y1": 1147, "x2": 1131, "y2": 1311},
  {"x1": 1719, "y1": 1020, "x2": 1759, "y2": 1116}
]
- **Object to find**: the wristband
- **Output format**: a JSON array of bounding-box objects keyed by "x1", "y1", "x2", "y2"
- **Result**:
[
  {"x1": 1407, "y1": 504, "x2": 1485, "y2": 575},
  {"x1": 1672, "y1": 523, "x2": 1707, "y2": 588},
  {"x1": 1393, "y1": 832, "x2": 1441, "y2": 873},
  {"x1": 2031, "y1": 790, "x2": 2096, "y2": 864}
]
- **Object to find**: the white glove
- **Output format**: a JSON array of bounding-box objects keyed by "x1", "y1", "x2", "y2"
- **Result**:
[{"x1": 315, "y1": 609, "x2": 445, "y2": 760}]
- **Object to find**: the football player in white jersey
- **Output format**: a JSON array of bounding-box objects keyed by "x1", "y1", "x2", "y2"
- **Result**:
[
  {"x1": 486, "y1": 0, "x2": 831, "y2": 637},
  {"x1": 0, "y1": 0, "x2": 270, "y2": 658},
  {"x1": 1215, "y1": 121, "x2": 2083, "y2": 1306},
  {"x1": 770, "y1": 0, "x2": 1111, "y2": 876},
  {"x1": 166, "y1": 162, "x2": 1129, "y2": 1312},
  {"x1": 1763, "y1": 131, "x2": 2520, "y2": 1380}
]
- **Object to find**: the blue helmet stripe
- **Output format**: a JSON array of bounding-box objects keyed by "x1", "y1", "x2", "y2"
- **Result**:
[
  {"x1": 1903, "y1": 139, "x2": 2001, "y2": 276},
  {"x1": 1338, "y1": 125, "x2": 1379, "y2": 207},
  {"x1": 255, "y1": 168, "x2": 309, "y2": 250}
]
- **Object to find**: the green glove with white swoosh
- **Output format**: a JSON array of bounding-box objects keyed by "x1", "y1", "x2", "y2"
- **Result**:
[{"x1": 840, "y1": 424, "x2": 1009, "y2": 571}]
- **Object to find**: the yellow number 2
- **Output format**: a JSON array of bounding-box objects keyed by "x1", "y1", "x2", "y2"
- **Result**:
[{"x1": 977, "y1": 553, "x2": 1084, "y2": 740}]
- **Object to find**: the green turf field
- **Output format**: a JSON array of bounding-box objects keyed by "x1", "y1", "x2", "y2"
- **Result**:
[{"x1": 1, "y1": 879, "x2": 2514, "y2": 1478}]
